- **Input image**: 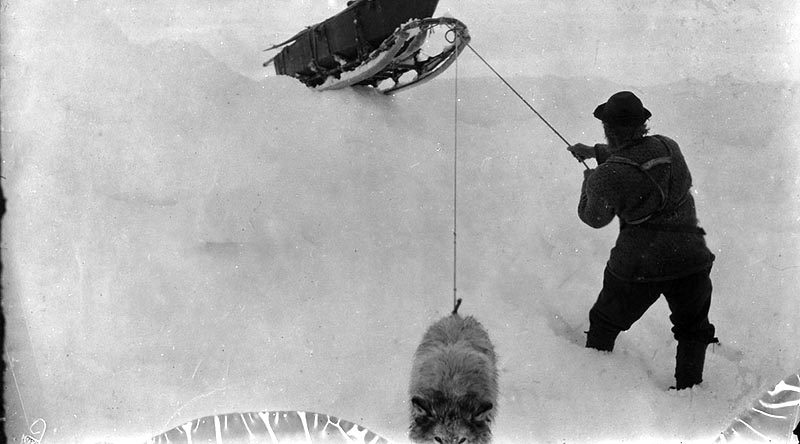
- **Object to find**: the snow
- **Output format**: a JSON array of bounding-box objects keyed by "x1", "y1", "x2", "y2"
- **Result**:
[{"x1": 2, "y1": 2, "x2": 799, "y2": 444}]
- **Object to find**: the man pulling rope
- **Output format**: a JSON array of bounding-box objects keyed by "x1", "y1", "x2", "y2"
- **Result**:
[{"x1": 568, "y1": 91, "x2": 718, "y2": 390}]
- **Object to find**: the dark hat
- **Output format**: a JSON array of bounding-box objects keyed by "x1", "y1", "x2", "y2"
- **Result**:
[{"x1": 593, "y1": 91, "x2": 651, "y2": 126}]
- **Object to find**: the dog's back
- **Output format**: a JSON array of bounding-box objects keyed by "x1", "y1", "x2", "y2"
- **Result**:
[{"x1": 409, "y1": 314, "x2": 498, "y2": 444}]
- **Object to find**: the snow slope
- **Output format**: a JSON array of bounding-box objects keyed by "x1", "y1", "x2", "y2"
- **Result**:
[{"x1": 2, "y1": 7, "x2": 799, "y2": 444}]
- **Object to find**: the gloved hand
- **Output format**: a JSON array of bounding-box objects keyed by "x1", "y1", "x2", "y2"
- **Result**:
[{"x1": 567, "y1": 143, "x2": 595, "y2": 161}]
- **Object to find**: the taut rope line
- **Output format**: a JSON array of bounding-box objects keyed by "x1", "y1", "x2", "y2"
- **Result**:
[
  {"x1": 464, "y1": 42, "x2": 589, "y2": 169},
  {"x1": 452, "y1": 34, "x2": 461, "y2": 315}
]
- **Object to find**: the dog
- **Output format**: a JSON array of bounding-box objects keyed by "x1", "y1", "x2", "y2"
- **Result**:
[{"x1": 408, "y1": 309, "x2": 498, "y2": 444}]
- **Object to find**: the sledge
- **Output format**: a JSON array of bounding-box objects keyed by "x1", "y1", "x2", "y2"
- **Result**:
[{"x1": 263, "y1": 0, "x2": 470, "y2": 94}]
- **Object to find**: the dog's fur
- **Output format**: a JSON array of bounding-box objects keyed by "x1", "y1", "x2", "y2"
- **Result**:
[{"x1": 408, "y1": 314, "x2": 498, "y2": 444}]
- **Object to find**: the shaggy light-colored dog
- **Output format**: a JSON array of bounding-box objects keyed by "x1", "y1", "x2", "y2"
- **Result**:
[{"x1": 409, "y1": 313, "x2": 498, "y2": 444}]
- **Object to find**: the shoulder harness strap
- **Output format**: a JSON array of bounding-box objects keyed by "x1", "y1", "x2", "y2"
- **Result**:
[{"x1": 606, "y1": 136, "x2": 673, "y2": 225}]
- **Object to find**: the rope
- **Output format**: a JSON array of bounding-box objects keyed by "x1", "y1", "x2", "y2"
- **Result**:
[
  {"x1": 465, "y1": 43, "x2": 589, "y2": 169},
  {"x1": 452, "y1": 36, "x2": 459, "y2": 314}
]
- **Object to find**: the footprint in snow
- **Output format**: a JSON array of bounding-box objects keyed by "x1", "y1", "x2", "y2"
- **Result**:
[{"x1": 709, "y1": 340, "x2": 745, "y2": 363}]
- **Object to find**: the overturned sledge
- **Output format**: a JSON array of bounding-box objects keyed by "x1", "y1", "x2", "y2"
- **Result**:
[{"x1": 263, "y1": 0, "x2": 470, "y2": 94}]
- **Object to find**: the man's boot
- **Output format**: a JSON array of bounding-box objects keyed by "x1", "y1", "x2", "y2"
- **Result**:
[
  {"x1": 585, "y1": 322, "x2": 620, "y2": 352},
  {"x1": 674, "y1": 339, "x2": 714, "y2": 389}
]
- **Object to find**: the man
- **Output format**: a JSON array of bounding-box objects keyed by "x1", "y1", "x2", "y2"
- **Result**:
[{"x1": 567, "y1": 91, "x2": 717, "y2": 390}]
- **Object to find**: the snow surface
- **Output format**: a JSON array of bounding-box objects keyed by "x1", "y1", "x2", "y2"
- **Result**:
[{"x1": 2, "y1": 3, "x2": 800, "y2": 444}]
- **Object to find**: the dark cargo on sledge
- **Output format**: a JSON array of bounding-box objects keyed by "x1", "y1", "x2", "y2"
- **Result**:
[{"x1": 263, "y1": 0, "x2": 470, "y2": 94}]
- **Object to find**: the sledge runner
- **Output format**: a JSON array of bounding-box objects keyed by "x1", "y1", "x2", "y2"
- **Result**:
[{"x1": 567, "y1": 91, "x2": 718, "y2": 390}]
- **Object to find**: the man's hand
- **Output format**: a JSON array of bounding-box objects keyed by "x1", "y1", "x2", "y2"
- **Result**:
[{"x1": 567, "y1": 143, "x2": 595, "y2": 161}]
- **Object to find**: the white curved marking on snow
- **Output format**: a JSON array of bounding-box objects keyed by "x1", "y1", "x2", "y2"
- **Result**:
[
  {"x1": 181, "y1": 422, "x2": 194, "y2": 444},
  {"x1": 346, "y1": 424, "x2": 369, "y2": 443},
  {"x1": 297, "y1": 411, "x2": 313, "y2": 443},
  {"x1": 759, "y1": 399, "x2": 800, "y2": 409},
  {"x1": 767, "y1": 379, "x2": 800, "y2": 396},
  {"x1": 734, "y1": 418, "x2": 769, "y2": 441},
  {"x1": 240, "y1": 413, "x2": 255, "y2": 438},
  {"x1": 751, "y1": 406, "x2": 788, "y2": 419},
  {"x1": 213, "y1": 415, "x2": 222, "y2": 443},
  {"x1": 326, "y1": 416, "x2": 350, "y2": 440},
  {"x1": 258, "y1": 411, "x2": 279, "y2": 443}
]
